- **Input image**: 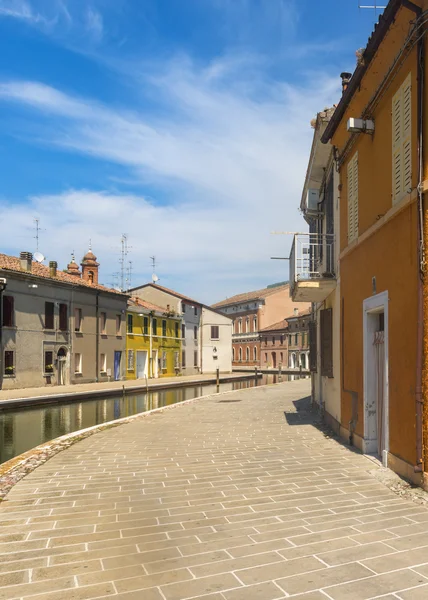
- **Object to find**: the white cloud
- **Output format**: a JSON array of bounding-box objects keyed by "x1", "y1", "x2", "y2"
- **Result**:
[
  {"x1": 0, "y1": 57, "x2": 340, "y2": 302},
  {"x1": 0, "y1": 0, "x2": 46, "y2": 24},
  {"x1": 85, "y1": 6, "x2": 103, "y2": 42}
]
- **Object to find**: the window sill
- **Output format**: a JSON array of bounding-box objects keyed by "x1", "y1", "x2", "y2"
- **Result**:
[
  {"x1": 44, "y1": 373, "x2": 54, "y2": 377},
  {"x1": 116, "y1": 335, "x2": 122, "y2": 339},
  {"x1": 74, "y1": 372, "x2": 83, "y2": 376},
  {"x1": 211, "y1": 338, "x2": 220, "y2": 341},
  {"x1": 75, "y1": 331, "x2": 83, "y2": 336},
  {"x1": 2, "y1": 325, "x2": 17, "y2": 330},
  {"x1": 100, "y1": 371, "x2": 107, "y2": 375},
  {"x1": 3, "y1": 373, "x2": 15, "y2": 378}
]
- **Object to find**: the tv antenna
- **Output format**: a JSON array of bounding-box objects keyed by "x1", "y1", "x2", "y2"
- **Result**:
[
  {"x1": 33, "y1": 218, "x2": 45, "y2": 252},
  {"x1": 150, "y1": 255, "x2": 159, "y2": 284},
  {"x1": 358, "y1": 2, "x2": 386, "y2": 15},
  {"x1": 119, "y1": 234, "x2": 132, "y2": 292},
  {"x1": 126, "y1": 260, "x2": 133, "y2": 291}
]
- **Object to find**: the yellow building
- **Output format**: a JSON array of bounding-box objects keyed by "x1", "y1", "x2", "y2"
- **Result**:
[{"x1": 126, "y1": 298, "x2": 182, "y2": 379}]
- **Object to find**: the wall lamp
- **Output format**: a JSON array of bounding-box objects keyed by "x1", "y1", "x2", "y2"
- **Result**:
[
  {"x1": 28, "y1": 284, "x2": 38, "y2": 289},
  {"x1": 347, "y1": 117, "x2": 375, "y2": 134}
]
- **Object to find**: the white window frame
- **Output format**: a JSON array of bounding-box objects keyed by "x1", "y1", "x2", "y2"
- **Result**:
[
  {"x1": 74, "y1": 353, "x2": 82, "y2": 374},
  {"x1": 100, "y1": 353, "x2": 107, "y2": 373}
]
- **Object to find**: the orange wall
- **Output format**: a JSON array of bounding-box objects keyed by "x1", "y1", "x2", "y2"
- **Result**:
[{"x1": 332, "y1": 3, "x2": 421, "y2": 467}]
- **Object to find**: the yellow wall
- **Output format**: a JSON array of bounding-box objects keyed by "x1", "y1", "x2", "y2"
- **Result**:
[
  {"x1": 331, "y1": 4, "x2": 420, "y2": 467},
  {"x1": 126, "y1": 311, "x2": 181, "y2": 379}
]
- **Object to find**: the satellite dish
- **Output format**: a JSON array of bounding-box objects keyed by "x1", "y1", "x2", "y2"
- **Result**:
[
  {"x1": 152, "y1": 273, "x2": 159, "y2": 283},
  {"x1": 33, "y1": 252, "x2": 45, "y2": 263}
]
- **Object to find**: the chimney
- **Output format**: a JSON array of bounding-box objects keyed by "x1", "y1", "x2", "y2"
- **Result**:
[
  {"x1": 340, "y1": 72, "x2": 352, "y2": 95},
  {"x1": 20, "y1": 252, "x2": 33, "y2": 273},
  {"x1": 294, "y1": 308, "x2": 299, "y2": 316},
  {"x1": 49, "y1": 261, "x2": 58, "y2": 278}
]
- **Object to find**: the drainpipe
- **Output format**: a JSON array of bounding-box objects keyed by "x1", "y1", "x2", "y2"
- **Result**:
[
  {"x1": 149, "y1": 312, "x2": 153, "y2": 378},
  {"x1": 95, "y1": 292, "x2": 100, "y2": 383},
  {"x1": 403, "y1": 0, "x2": 425, "y2": 474}
]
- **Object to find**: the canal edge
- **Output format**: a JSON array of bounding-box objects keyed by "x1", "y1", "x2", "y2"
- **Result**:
[{"x1": 0, "y1": 380, "x2": 282, "y2": 501}]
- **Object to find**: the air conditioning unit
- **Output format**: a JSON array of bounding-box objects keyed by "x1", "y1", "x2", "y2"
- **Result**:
[{"x1": 305, "y1": 189, "x2": 321, "y2": 216}]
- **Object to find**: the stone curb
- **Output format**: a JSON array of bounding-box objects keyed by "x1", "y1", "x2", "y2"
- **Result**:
[{"x1": 0, "y1": 382, "x2": 277, "y2": 500}]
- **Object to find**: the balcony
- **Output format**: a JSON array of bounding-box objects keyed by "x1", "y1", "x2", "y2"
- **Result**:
[{"x1": 290, "y1": 233, "x2": 336, "y2": 302}]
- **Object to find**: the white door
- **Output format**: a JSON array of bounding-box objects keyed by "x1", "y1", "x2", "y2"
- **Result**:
[
  {"x1": 374, "y1": 330, "x2": 386, "y2": 457},
  {"x1": 136, "y1": 351, "x2": 148, "y2": 379}
]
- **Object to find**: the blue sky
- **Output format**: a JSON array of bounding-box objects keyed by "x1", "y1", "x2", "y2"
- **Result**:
[{"x1": 0, "y1": 0, "x2": 384, "y2": 302}]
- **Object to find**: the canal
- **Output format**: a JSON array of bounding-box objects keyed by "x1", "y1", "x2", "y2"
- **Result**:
[{"x1": 0, "y1": 374, "x2": 299, "y2": 465}]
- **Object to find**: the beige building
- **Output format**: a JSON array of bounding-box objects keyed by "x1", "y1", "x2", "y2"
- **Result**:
[
  {"x1": 129, "y1": 283, "x2": 232, "y2": 374},
  {"x1": 0, "y1": 249, "x2": 128, "y2": 390}
]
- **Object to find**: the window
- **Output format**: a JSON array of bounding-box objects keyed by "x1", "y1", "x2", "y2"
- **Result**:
[
  {"x1": 392, "y1": 73, "x2": 412, "y2": 204},
  {"x1": 320, "y1": 308, "x2": 333, "y2": 377},
  {"x1": 253, "y1": 316, "x2": 257, "y2": 332},
  {"x1": 182, "y1": 324, "x2": 185, "y2": 339},
  {"x1": 309, "y1": 320, "x2": 317, "y2": 372},
  {"x1": 162, "y1": 320, "x2": 167, "y2": 337},
  {"x1": 246, "y1": 347, "x2": 250, "y2": 361},
  {"x1": 2, "y1": 296, "x2": 14, "y2": 327},
  {"x1": 254, "y1": 347, "x2": 257, "y2": 361},
  {"x1": 289, "y1": 334, "x2": 293, "y2": 345},
  {"x1": 194, "y1": 350, "x2": 198, "y2": 367},
  {"x1": 116, "y1": 315, "x2": 121, "y2": 335},
  {"x1": 100, "y1": 353, "x2": 107, "y2": 372},
  {"x1": 152, "y1": 318, "x2": 157, "y2": 336},
  {"x1": 211, "y1": 326, "x2": 219, "y2": 339},
  {"x1": 143, "y1": 316, "x2": 149, "y2": 335},
  {"x1": 44, "y1": 351, "x2": 54, "y2": 374},
  {"x1": 246, "y1": 317, "x2": 249, "y2": 332},
  {"x1": 280, "y1": 352, "x2": 283, "y2": 364},
  {"x1": 74, "y1": 352, "x2": 82, "y2": 374},
  {"x1": 265, "y1": 353, "x2": 268, "y2": 362},
  {"x1": 127, "y1": 349, "x2": 134, "y2": 371},
  {"x1": 175, "y1": 322, "x2": 179, "y2": 338},
  {"x1": 194, "y1": 306, "x2": 197, "y2": 316},
  {"x1": 4, "y1": 350, "x2": 14, "y2": 376},
  {"x1": 238, "y1": 319, "x2": 242, "y2": 334},
  {"x1": 232, "y1": 347, "x2": 235, "y2": 361},
  {"x1": 182, "y1": 303, "x2": 186, "y2": 313},
  {"x1": 295, "y1": 333, "x2": 298, "y2": 345},
  {"x1": 347, "y1": 152, "x2": 359, "y2": 243},
  {"x1": 174, "y1": 351, "x2": 180, "y2": 369},
  {"x1": 194, "y1": 325, "x2": 197, "y2": 340},
  {"x1": 59, "y1": 303, "x2": 68, "y2": 331},
  {"x1": 45, "y1": 302, "x2": 54, "y2": 330},
  {"x1": 272, "y1": 336, "x2": 275, "y2": 346},
  {"x1": 182, "y1": 350, "x2": 186, "y2": 368},
  {"x1": 100, "y1": 312, "x2": 107, "y2": 334},
  {"x1": 127, "y1": 314, "x2": 133, "y2": 334},
  {"x1": 239, "y1": 347, "x2": 242, "y2": 361},
  {"x1": 75, "y1": 308, "x2": 82, "y2": 332},
  {"x1": 161, "y1": 351, "x2": 167, "y2": 370}
]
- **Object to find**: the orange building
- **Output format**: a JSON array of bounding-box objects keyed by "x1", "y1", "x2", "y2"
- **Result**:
[{"x1": 320, "y1": 0, "x2": 428, "y2": 484}]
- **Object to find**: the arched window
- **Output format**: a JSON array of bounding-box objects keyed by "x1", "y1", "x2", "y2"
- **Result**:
[
  {"x1": 246, "y1": 347, "x2": 250, "y2": 361},
  {"x1": 239, "y1": 347, "x2": 242, "y2": 361},
  {"x1": 253, "y1": 316, "x2": 257, "y2": 331},
  {"x1": 246, "y1": 317, "x2": 249, "y2": 332},
  {"x1": 232, "y1": 347, "x2": 235, "y2": 361},
  {"x1": 254, "y1": 347, "x2": 257, "y2": 361},
  {"x1": 238, "y1": 319, "x2": 242, "y2": 334}
]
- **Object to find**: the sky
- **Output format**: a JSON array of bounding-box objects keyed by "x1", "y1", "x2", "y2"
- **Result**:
[{"x1": 0, "y1": 0, "x2": 385, "y2": 303}]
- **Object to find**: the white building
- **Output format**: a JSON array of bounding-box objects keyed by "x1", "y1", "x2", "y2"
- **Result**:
[{"x1": 129, "y1": 283, "x2": 232, "y2": 375}]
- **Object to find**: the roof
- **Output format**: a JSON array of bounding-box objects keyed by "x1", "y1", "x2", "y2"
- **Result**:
[
  {"x1": 128, "y1": 297, "x2": 180, "y2": 316},
  {"x1": 0, "y1": 253, "x2": 126, "y2": 296},
  {"x1": 212, "y1": 283, "x2": 290, "y2": 309},
  {"x1": 321, "y1": 0, "x2": 403, "y2": 144},
  {"x1": 260, "y1": 319, "x2": 289, "y2": 333},
  {"x1": 130, "y1": 283, "x2": 231, "y2": 318},
  {"x1": 286, "y1": 307, "x2": 312, "y2": 321}
]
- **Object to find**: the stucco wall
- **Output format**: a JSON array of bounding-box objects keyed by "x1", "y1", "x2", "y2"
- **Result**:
[{"x1": 201, "y1": 308, "x2": 232, "y2": 373}]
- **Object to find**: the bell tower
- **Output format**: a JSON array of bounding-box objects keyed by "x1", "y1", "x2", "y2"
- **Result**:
[{"x1": 81, "y1": 243, "x2": 100, "y2": 285}]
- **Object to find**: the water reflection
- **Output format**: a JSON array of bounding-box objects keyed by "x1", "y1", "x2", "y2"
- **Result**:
[{"x1": 0, "y1": 374, "x2": 308, "y2": 465}]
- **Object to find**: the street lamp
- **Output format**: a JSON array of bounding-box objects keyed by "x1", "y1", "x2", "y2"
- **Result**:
[{"x1": 0, "y1": 277, "x2": 7, "y2": 389}]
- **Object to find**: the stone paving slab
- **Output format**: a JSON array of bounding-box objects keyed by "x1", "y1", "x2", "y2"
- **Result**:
[{"x1": 2, "y1": 379, "x2": 428, "y2": 599}]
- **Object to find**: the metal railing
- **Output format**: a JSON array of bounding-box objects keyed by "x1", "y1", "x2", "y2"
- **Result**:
[{"x1": 290, "y1": 233, "x2": 335, "y2": 296}]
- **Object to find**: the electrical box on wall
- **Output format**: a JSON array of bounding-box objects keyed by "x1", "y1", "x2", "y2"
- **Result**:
[{"x1": 306, "y1": 189, "x2": 320, "y2": 216}]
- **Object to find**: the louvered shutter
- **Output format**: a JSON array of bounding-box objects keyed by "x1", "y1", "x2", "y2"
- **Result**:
[
  {"x1": 392, "y1": 73, "x2": 412, "y2": 204},
  {"x1": 309, "y1": 320, "x2": 317, "y2": 372},
  {"x1": 320, "y1": 308, "x2": 333, "y2": 378},
  {"x1": 347, "y1": 152, "x2": 358, "y2": 243}
]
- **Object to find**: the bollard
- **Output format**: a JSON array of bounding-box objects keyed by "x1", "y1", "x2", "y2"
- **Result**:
[
  {"x1": 216, "y1": 367, "x2": 220, "y2": 391},
  {"x1": 278, "y1": 363, "x2": 282, "y2": 382},
  {"x1": 255, "y1": 366, "x2": 258, "y2": 386},
  {"x1": 299, "y1": 364, "x2": 302, "y2": 379},
  {"x1": 122, "y1": 384, "x2": 126, "y2": 400}
]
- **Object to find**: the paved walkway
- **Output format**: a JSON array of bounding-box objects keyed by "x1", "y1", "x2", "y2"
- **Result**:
[
  {"x1": 2, "y1": 380, "x2": 428, "y2": 599},
  {"x1": 0, "y1": 373, "x2": 249, "y2": 405}
]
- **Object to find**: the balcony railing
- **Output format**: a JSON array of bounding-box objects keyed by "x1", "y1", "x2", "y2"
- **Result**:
[{"x1": 290, "y1": 233, "x2": 336, "y2": 302}]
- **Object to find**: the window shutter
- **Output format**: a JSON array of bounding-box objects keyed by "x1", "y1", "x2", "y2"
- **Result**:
[
  {"x1": 309, "y1": 320, "x2": 317, "y2": 372},
  {"x1": 320, "y1": 308, "x2": 333, "y2": 378},
  {"x1": 347, "y1": 153, "x2": 358, "y2": 243},
  {"x1": 392, "y1": 73, "x2": 412, "y2": 204}
]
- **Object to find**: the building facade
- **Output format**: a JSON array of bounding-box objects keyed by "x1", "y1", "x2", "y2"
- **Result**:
[
  {"x1": 286, "y1": 310, "x2": 310, "y2": 371},
  {"x1": 259, "y1": 319, "x2": 288, "y2": 369},
  {"x1": 213, "y1": 283, "x2": 309, "y2": 368},
  {"x1": 126, "y1": 298, "x2": 182, "y2": 380},
  {"x1": 129, "y1": 283, "x2": 232, "y2": 374},
  {"x1": 0, "y1": 250, "x2": 128, "y2": 390}
]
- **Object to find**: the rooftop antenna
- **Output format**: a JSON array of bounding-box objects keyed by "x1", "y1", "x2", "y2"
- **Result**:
[
  {"x1": 119, "y1": 234, "x2": 132, "y2": 292},
  {"x1": 150, "y1": 255, "x2": 159, "y2": 284},
  {"x1": 33, "y1": 218, "x2": 45, "y2": 252},
  {"x1": 126, "y1": 260, "x2": 133, "y2": 291},
  {"x1": 358, "y1": 2, "x2": 386, "y2": 17}
]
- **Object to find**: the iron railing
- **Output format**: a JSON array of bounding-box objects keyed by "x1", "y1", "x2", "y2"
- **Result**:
[{"x1": 290, "y1": 233, "x2": 335, "y2": 297}]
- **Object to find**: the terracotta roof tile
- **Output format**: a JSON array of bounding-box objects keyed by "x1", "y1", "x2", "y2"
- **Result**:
[
  {"x1": 128, "y1": 297, "x2": 174, "y2": 314},
  {"x1": 260, "y1": 318, "x2": 289, "y2": 332},
  {"x1": 0, "y1": 253, "x2": 126, "y2": 296},
  {"x1": 212, "y1": 284, "x2": 290, "y2": 309}
]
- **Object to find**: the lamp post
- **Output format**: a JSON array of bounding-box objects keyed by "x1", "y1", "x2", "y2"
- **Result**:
[{"x1": 0, "y1": 277, "x2": 7, "y2": 390}]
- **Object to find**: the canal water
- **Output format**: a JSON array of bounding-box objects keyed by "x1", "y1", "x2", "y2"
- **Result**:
[{"x1": 0, "y1": 374, "x2": 300, "y2": 465}]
